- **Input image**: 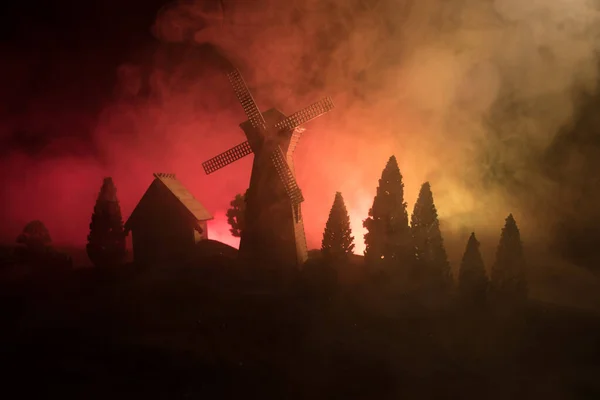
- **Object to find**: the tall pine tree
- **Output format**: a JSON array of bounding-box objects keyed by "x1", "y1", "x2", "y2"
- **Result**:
[
  {"x1": 87, "y1": 177, "x2": 126, "y2": 267},
  {"x1": 363, "y1": 155, "x2": 413, "y2": 268},
  {"x1": 321, "y1": 192, "x2": 355, "y2": 260},
  {"x1": 490, "y1": 214, "x2": 527, "y2": 302},
  {"x1": 410, "y1": 182, "x2": 451, "y2": 290},
  {"x1": 458, "y1": 232, "x2": 488, "y2": 305}
]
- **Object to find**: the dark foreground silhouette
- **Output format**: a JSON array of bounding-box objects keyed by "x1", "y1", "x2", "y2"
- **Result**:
[{"x1": 1, "y1": 250, "x2": 599, "y2": 400}]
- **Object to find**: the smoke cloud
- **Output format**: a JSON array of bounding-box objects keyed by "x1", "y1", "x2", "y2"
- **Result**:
[
  {"x1": 151, "y1": 0, "x2": 600, "y2": 248},
  {"x1": 2, "y1": 0, "x2": 600, "y2": 275}
]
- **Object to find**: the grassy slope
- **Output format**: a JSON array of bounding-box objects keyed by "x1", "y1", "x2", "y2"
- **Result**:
[
  {"x1": 1, "y1": 255, "x2": 599, "y2": 399},
  {"x1": 0, "y1": 238, "x2": 600, "y2": 400}
]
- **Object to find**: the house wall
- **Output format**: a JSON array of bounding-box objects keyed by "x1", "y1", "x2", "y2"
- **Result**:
[
  {"x1": 194, "y1": 221, "x2": 209, "y2": 243},
  {"x1": 130, "y1": 181, "x2": 198, "y2": 265}
]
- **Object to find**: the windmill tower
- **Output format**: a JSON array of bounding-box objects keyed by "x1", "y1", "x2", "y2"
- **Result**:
[{"x1": 202, "y1": 69, "x2": 334, "y2": 268}]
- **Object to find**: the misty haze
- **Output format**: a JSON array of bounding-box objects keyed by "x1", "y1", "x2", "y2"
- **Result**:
[{"x1": 1, "y1": 0, "x2": 600, "y2": 398}]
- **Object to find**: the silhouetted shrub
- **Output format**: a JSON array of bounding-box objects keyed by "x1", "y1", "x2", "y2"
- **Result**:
[
  {"x1": 16, "y1": 220, "x2": 51, "y2": 253},
  {"x1": 226, "y1": 189, "x2": 248, "y2": 238},
  {"x1": 15, "y1": 220, "x2": 54, "y2": 266},
  {"x1": 12, "y1": 221, "x2": 72, "y2": 271}
]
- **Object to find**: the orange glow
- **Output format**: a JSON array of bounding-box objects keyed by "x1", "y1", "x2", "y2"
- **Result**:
[
  {"x1": 346, "y1": 194, "x2": 372, "y2": 255},
  {"x1": 5, "y1": 0, "x2": 586, "y2": 255},
  {"x1": 208, "y1": 211, "x2": 240, "y2": 249},
  {"x1": 0, "y1": 98, "x2": 431, "y2": 255}
]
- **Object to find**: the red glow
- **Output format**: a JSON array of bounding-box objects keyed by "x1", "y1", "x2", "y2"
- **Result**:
[
  {"x1": 0, "y1": 82, "x2": 429, "y2": 256},
  {"x1": 0, "y1": 6, "x2": 469, "y2": 255},
  {"x1": 208, "y1": 212, "x2": 240, "y2": 249},
  {"x1": 0, "y1": 99, "x2": 417, "y2": 255}
]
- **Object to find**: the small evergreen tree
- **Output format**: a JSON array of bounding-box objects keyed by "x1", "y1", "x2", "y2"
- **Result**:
[
  {"x1": 410, "y1": 182, "x2": 451, "y2": 290},
  {"x1": 226, "y1": 189, "x2": 248, "y2": 238},
  {"x1": 321, "y1": 192, "x2": 355, "y2": 260},
  {"x1": 86, "y1": 177, "x2": 126, "y2": 267},
  {"x1": 363, "y1": 155, "x2": 413, "y2": 268},
  {"x1": 490, "y1": 214, "x2": 527, "y2": 302},
  {"x1": 16, "y1": 220, "x2": 52, "y2": 253},
  {"x1": 458, "y1": 232, "x2": 488, "y2": 305}
]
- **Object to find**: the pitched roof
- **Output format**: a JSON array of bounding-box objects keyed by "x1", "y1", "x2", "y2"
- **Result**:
[
  {"x1": 152, "y1": 173, "x2": 213, "y2": 221},
  {"x1": 125, "y1": 173, "x2": 213, "y2": 230}
]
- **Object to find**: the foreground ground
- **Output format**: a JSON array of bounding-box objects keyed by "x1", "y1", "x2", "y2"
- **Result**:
[{"x1": 1, "y1": 260, "x2": 599, "y2": 399}]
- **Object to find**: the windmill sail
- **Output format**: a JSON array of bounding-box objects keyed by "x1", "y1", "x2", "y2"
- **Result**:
[
  {"x1": 227, "y1": 69, "x2": 267, "y2": 131},
  {"x1": 274, "y1": 97, "x2": 334, "y2": 132},
  {"x1": 270, "y1": 146, "x2": 304, "y2": 205},
  {"x1": 202, "y1": 141, "x2": 253, "y2": 174},
  {"x1": 287, "y1": 128, "x2": 303, "y2": 155}
]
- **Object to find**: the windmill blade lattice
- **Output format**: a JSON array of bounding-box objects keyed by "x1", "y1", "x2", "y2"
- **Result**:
[
  {"x1": 270, "y1": 146, "x2": 304, "y2": 204},
  {"x1": 227, "y1": 69, "x2": 267, "y2": 131},
  {"x1": 202, "y1": 141, "x2": 253, "y2": 174},
  {"x1": 287, "y1": 129, "x2": 303, "y2": 155},
  {"x1": 274, "y1": 97, "x2": 334, "y2": 132}
]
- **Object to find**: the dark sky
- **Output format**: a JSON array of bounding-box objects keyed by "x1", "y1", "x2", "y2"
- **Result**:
[
  {"x1": 0, "y1": 0, "x2": 165, "y2": 152},
  {"x1": 4, "y1": 0, "x2": 599, "y2": 176}
]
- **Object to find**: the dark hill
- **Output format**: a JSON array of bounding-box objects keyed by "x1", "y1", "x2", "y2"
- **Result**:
[
  {"x1": 0, "y1": 253, "x2": 599, "y2": 399},
  {"x1": 194, "y1": 239, "x2": 238, "y2": 259}
]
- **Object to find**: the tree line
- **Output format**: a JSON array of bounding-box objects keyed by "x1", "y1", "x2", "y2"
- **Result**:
[
  {"x1": 8, "y1": 177, "x2": 127, "y2": 269},
  {"x1": 8, "y1": 154, "x2": 527, "y2": 310},
  {"x1": 228, "y1": 155, "x2": 528, "y2": 306}
]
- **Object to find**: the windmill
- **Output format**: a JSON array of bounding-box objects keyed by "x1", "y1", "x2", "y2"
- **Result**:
[{"x1": 202, "y1": 69, "x2": 334, "y2": 268}]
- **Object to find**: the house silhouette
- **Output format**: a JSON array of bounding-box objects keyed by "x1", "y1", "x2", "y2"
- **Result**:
[{"x1": 124, "y1": 173, "x2": 213, "y2": 265}]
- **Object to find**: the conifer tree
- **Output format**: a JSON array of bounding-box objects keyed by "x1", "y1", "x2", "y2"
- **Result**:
[
  {"x1": 226, "y1": 189, "x2": 248, "y2": 238},
  {"x1": 86, "y1": 177, "x2": 126, "y2": 267},
  {"x1": 490, "y1": 214, "x2": 527, "y2": 302},
  {"x1": 410, "y1": 182, "x2": 451, "y2": 289},
  {"x1": 458, "y1": 232, "x2": 488, "y2": 304},
  {"x1": 363, "y1": 155, "x2": 413, "y2": 268},
  {"x1": 321, "y1": 192, "x2": 355, "y2": 260}
]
